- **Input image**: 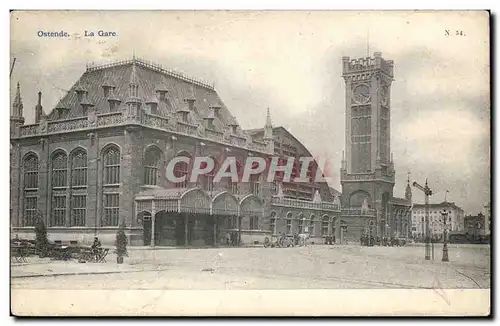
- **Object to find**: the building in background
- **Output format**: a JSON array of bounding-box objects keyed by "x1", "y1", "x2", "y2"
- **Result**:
[
  {"x1": 10, "y1": 57, "x2": 341, "y2": 246},
  {"x1": 339, "y1": 52, "x2": 412, "y2": 243},
  {"x1": 411, "y1": 201, "x2": 465, "y2": 238},
  {"x1": 484, "y1": 202, "x2": 491, "y2": 235},
  {"x1": 464, "y1": 213, "x2": 487, "y2": 240}
]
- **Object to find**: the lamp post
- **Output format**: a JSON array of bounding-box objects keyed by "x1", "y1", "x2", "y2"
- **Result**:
[
  {"x1": 412, "y1": 179, "x2": 433, "y2": 260},
  {"x1": 440, "y1": 208, "x2": 450, "y2": 262}
]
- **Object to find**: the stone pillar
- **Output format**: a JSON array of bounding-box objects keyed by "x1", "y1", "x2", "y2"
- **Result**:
[
  {"x1": 150, "y1": 201, "x2": 156, "y2": 247},
  {"x1": 213, "y1": 216, "x2": 217, "y2": 246},
  {"x1": 184, "y1": 213, "x2": 189, "y2": 246},
  {"x1": 38, "y1": 138, "x2": 50, "y2": 226},
  {"x1": 87, "y1": 132, "x2": 99, "y2": 233}
]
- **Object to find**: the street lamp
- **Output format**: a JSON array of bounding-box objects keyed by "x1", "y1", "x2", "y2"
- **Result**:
[
  {"x1": 440, "y1": 208, "x2": 450, "y2": 262},
  {"x1": 412, "y1": 179, "x2": 433, "y2": 260}
]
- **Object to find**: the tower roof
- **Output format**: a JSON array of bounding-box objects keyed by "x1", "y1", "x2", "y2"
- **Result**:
[
  {"x1": 12, "y1": 82, "x2": 23, "y2": 109},
  {"x1": 265, "y1": 107, "x2": 272, "y2": 128}
]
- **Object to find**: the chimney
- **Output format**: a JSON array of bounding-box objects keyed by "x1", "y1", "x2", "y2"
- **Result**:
[{"x1": 35, "y1": 91, "x2": 43, "y2": 123}]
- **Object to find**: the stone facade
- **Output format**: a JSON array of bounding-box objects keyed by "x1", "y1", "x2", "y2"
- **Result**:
[{"x1": 10, "y1": 57, "x2": 340, "y2": 247}]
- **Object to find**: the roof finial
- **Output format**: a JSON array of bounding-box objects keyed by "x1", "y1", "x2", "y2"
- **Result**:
[
  {"x1": 132, "y1": 48, "x2": 136, "y2": 61},
  {"x1": 265, "y1": 107, "x2": 272, "y2": 127},
  {"x1": 407, "y1": 171, "x2": 411, "y2": 184},
  {"x1": 366, "y1": 28, "x2": 370, "y2": 57}
]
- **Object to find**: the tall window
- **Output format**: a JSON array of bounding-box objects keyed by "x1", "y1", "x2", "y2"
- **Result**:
[
  {"x1": 23, "y1": 154, "x2": 39, "y2": 190},
  {"x1": 201, "y1": 157, "x2": 217, "y2": 192},
  {"x1": 70, "y1": 149, "x2": 87, "y2": 227},
  {"x1": 322, "y1": 216, "x2": 330, "y2": 236},
  {"x1": 71, "y1": 149, "x2": 87, "y2": 187},
  {"x1": 269, "y1": 211, "x2": 277, "y2": 234},
  {"x1": 103, "y1": 193, "x2": 119, "y2": 226},
  {"x1": 298, "y1": 214, "x2": 304, "y2": 233},
  {"x1": 51, "y1": 151, "x2": 68, "y2": 188},
  {"x1": 52, "y1": 195, "x2": 66, "y2": 226},
  {"x1": 103, "y1": 146, "x2": 120, "y2": 185},
  {"x1": 227, "y1": 216, "x2": 237, "y2": 229},
  {"x1": 24, "y1": 196, "x2": 38, "y2": 227},
  {"x1": 23, "y1": 153, "x2": 39, "y2": 226},
  {"x1": 286, "y1": 213, "x2": 293, "y2": 234},
  {"x1": 250, "y1": 174, "x2": 260, "y2": 197},
  {"x1": 230, "y1": 161, "x2": 242, "y2": 195},
  {"x1": 249, "y1": 216, "x2": 259, "y2": 230},
  {"x1": 309, "y1": 214, "x2": 316, "y2": 235},
  {"x1": 144, "y1": 147, "x2": 162, "y2": 186},
  {"x1": 71, "y1": 195, "x2": 86, "y2": 226},
  {"x1": 173, "y1": 152, "x2": 191, "y2": 188}
]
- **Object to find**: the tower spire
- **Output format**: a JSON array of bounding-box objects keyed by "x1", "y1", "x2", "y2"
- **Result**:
[
  {"x1": 366, "y1": 28, "x2": 370, "y2": 57},
  {"x1": 12, "y1": 82, "x2": 23, "y2": 116},
  {"x1": 265, "y1": 107, "x2": 273, "y2": 128}
]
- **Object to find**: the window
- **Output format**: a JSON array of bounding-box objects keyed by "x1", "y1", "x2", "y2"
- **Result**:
[
  {"x1": 286, "y1": 213, "x2": 293, "y2": 234},
  {"x1": 322, "y1": 216, "x2": 330, "y2": 236},
  {"x1": 298, "y1": 214, "x2": 304, "y2": 233},
  {"x1": 103, "y1": 193, "x2": 119, "y2": 226},
  {"x1": 173, "y1": 152, "x2": 191, "y2": 188},
  {"x1": 250, "y1": 174, "x2": 260, "y2": 197},
  {"x1": 249, "y1": 216, "x2": 259, "y2": 230},
  {"x1": 71, "y1": 195, "x2": 86, "y2": 226},
  {"x1": 24, "y1": 196, "x2": 38, "y2": 227},
  {"x1": 51, "y1": 152, "x2": 68, "y2": 188},
  {"x1": 309, "y1": 214, "x2": 316, "y2": 235},
  {"x1": 23, "y1": 153, "x2": 39, "y2": 226},
  {"x1": 103, "y1": 146, "x2": 120, "y2": 185},
  {"x1": 144, "y1": 147, "x2": 162, "y2": 186},
  {"x1": 51, "y1": 195, "x2": 66, "y2": 226},
  {"x1": 71, "y1": 149, "x2": 87, "y2": 187},
  {"x1": 201, "y1": 158, "x2": 217, "y2": 192},
  {"x1": 269, "y1": 211, "x2": 277, "y2": 233},
  {"x1": 23, "y1": 154, "x2": 39, "y2": 190},
  {"x1": 227, "y1": 216, "x2": 237, "y2": 229}
]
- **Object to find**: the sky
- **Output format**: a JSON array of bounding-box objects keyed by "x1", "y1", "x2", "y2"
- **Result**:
[{"x1": 10, "y1": 11, "x2": 490, "y2": 214}]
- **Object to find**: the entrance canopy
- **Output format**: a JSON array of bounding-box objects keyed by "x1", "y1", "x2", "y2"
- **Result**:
[{"x1": 135, "y1": 187, "x2": 260, "y2": 218}]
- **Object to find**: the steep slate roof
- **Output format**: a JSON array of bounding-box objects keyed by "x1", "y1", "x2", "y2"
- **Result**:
[{"x1": 50, "y1": 59, "x2": 245, "y2": 137}]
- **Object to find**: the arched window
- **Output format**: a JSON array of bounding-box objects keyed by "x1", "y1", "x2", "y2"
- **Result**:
[
  {"x1": 103, "y1": 146, "x2": 120, "y2": 185},
  {"x1": 70, "y1": 149, "x2": 87, "y2": 227},
  {"x1": 51, "y1": 151, "x2": 68, "y2": 188},
  {"x1": 23, "y1": 153, "x2": 39, "y2": 227},
  {"x1": 144, "y1": 147, "x2": 162, "y2": 186},
  {"x1": 71, "y1": 149, "x2": 87, "y2": 187},
  {"x1": 286, "y1": 212, "x2": 293, "y2": 234},
  {"x1": 173, "y1": 151, "x2": 191, "y2": 188}
]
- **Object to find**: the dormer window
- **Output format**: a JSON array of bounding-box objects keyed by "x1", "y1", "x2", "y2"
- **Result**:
[
  {"x1": 107, "y1": 89, "x2": 121, "y2": 112},
  {"x1": 182, "y1": 112, "x2": 188, "y2": 122},
  {"x1": 145, "y1": 94, "x2": 159, "y2": 115},
  {"x1": 231, "y1": 125, "x2": 237, "y2": 133},
  {"x1": 210, "y1": 105, "x2": 221, "y2": 116},
  {"x1": 75, "y1": 83, "x2": 88, "y2": 103},
  {"x1": 184, "y1": 98, "x2": 195, "y2": 111},
  {"x1": 155, "y1": 83, "x2": 169, "y2": 101}
]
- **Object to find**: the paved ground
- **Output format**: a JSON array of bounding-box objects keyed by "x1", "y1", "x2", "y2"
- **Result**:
[{"x1": 11, "y1": 244, "x2": 490, "y2": 290}]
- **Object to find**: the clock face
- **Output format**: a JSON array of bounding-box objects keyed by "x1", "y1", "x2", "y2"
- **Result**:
[
  {"x1": 381, "y1": 86, "x2": 389, "y2": 106},
  {"x1": 353, "y1": 84, "x2": 370, "y2": 104}
]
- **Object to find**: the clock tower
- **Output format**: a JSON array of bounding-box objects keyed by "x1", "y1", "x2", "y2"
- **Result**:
[{"x1": 340, "y1": 52, "x2": 396, "y2": 238}]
